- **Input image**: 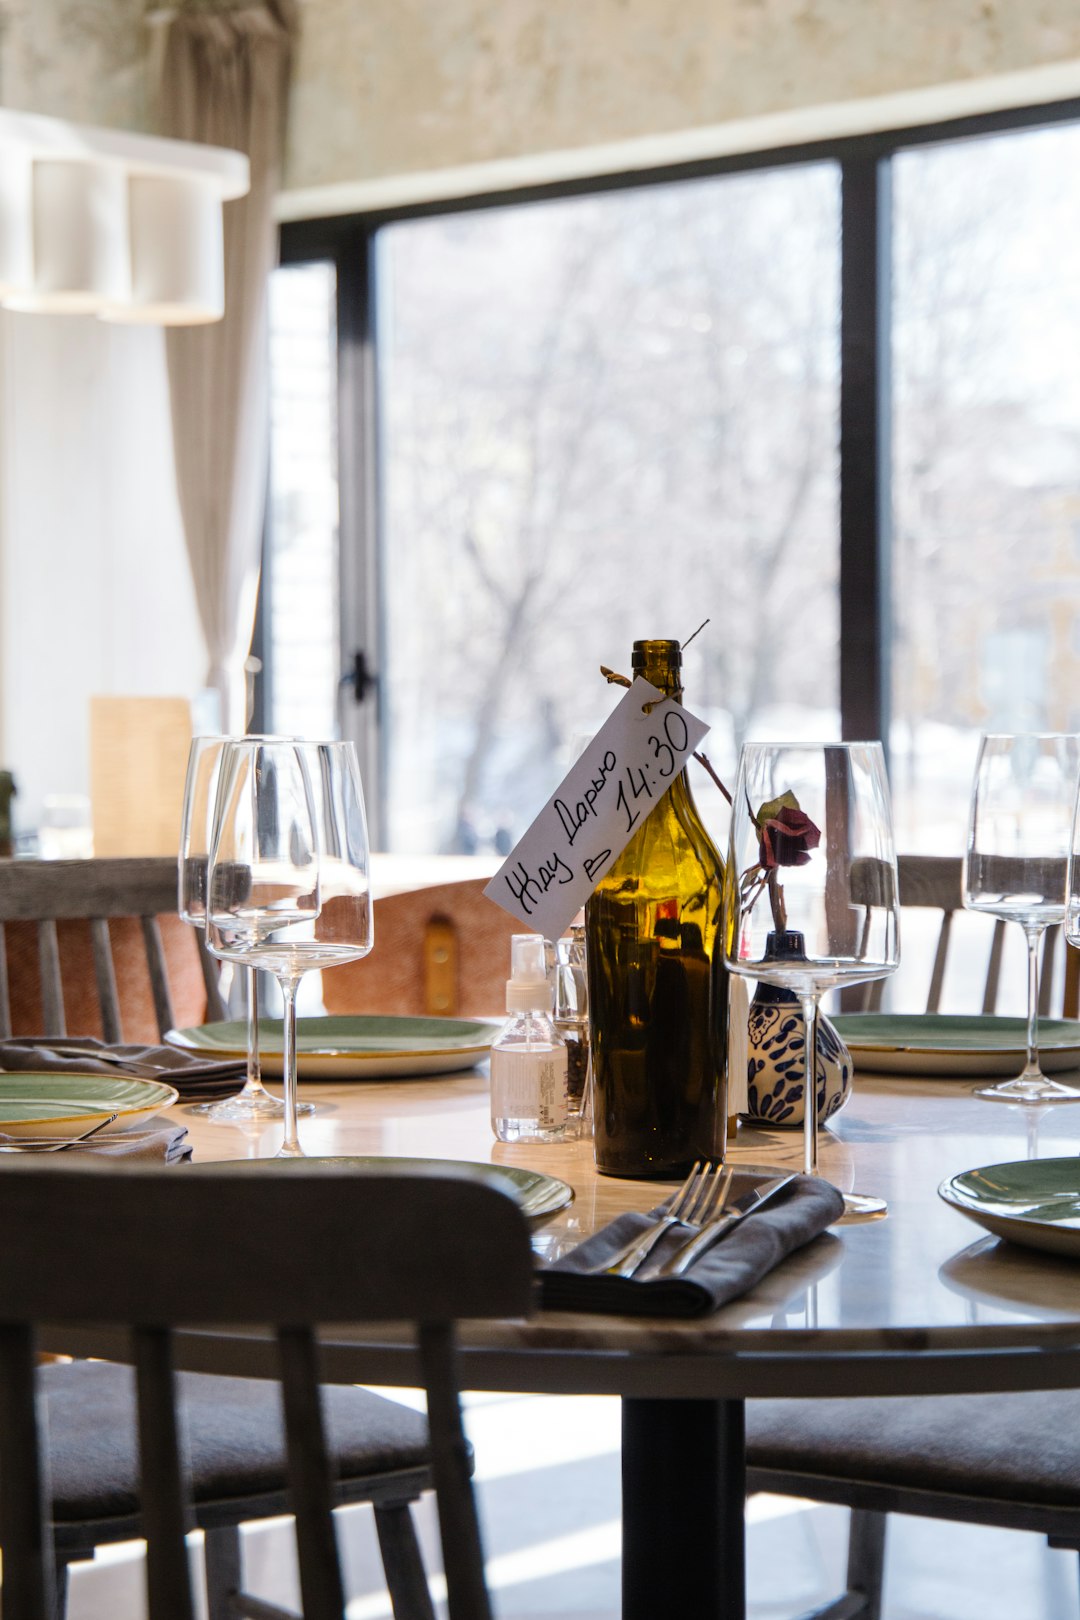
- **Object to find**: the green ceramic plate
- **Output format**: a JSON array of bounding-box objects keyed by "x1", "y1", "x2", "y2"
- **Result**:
[
  {"x1": 165, "y1": 1015, "x2": 501, "y2": 1080},
  {"x1": 213, "y1": 1154, "x2": 573, "y2": 1223},
  {"x1": 0, "y1": 1074, "x2": 179, "y2": 1137},
  {"x1": 939, "y1": 1158, "x2": 1080, "y2": 1259},
  {"x1": 832, "y1": 1014, "x2": 1080, "y2": 1077}
]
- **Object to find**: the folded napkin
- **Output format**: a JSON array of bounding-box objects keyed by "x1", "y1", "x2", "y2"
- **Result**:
[
  {"x1": 0, "y1": 1123, "x2": 192, "y2": 1163},
  {"x1": 538, "y1": 1171, "x2": 843, "y2": 1319},
  {"x1": 0, "y1": 1037, "x2": 246, "y2": 1103}
]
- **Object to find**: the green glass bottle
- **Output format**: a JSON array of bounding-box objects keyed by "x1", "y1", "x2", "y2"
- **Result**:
[{"x1": 585, "y1": 639, "x2": 728, "y2": 1177}]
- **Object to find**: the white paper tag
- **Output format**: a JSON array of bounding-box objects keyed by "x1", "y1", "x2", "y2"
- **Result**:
[{"x1": 483, "y1": 678, "x2": 710, "y2": 940}]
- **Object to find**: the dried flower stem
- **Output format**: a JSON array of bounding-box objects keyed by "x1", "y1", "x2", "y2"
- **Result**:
[
  {"x1": 693, "y1": 750, "x2": 732, "y2": 805},
  {"x1": 767, "y1": 869, "x2": 788, "y2": 932}
]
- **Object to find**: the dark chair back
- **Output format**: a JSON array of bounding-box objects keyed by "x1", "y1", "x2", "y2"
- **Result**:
[
  {"x1": 0, "y1": 1158, "x2": 534, "y2": 1620},
  {"x1": 853, "y1": 854, "x2": 1077, "y2": 1015},
  {"x1": 0, "y1": 857, "x2": 225, "y2": 1042}
]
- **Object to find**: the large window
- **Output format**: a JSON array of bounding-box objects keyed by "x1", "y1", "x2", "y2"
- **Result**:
[
  {"x1": 891, "y1": 120, "x2": 1080, "y2": 854},
  {"x1": 265, "y1": 261, "x2": 340, "y2": 742},
  {"x1": 265, "y1": 99, "x2": 1080, "y2": 931},
  {"x1": 376, "y1": 167, "x2": 840, "y2": 855}
]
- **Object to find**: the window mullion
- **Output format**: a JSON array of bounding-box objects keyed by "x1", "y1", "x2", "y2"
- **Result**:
[
  {"x1": 839, "y1": 152, "x2": 892, "y2": 756},
  {"x1": 335, "y1": 223, "x2": 384, "y2": 848}
]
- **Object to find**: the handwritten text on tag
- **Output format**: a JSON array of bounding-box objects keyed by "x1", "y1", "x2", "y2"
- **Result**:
[{"x1": 483, "y1": 679, "x2": 710, "y2": 940}]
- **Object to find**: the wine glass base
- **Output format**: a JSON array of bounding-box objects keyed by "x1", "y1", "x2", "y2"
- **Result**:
[
  {"x1": 275, "y1": 1139, "x2": 306, "y2": 1159},
  {"x1": 974, "y1": 1077, "x2": 1080, "y2": 1105},
  {"x1": 838, "y1": 1191, "x2": 888, "y2": 1223},
  {"x1": 187, "y1": 1090, "x2": 316, "y2": 1123}
]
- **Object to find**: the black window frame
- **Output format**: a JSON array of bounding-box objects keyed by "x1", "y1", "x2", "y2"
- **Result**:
[{"x1": 265, "y1": 95, "x2": 1080, "y2": 835}]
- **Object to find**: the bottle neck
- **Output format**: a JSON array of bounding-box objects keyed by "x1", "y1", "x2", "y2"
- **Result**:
[{"x1": 632, "y1": 639, "x2": 681, "y2": 700}]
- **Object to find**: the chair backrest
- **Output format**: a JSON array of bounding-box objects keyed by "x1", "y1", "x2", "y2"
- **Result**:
[
  {"x1": 0, "y1": 857, "x2": 225, "y2": 1042},
  {"x1": 855, "y1": 854, "x2": 1078, "y2": 1016},
  {"x1": 322, "y1": 879, "x2": 520, "y2": 1018},
  {"x1": 0, "y1": 1158, "x2": 534, "y2": 1620}
]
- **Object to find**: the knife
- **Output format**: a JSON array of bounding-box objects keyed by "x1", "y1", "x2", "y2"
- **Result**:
[{"x1": 647, "y1": 1172, "x2": 798, "y2": 1279}]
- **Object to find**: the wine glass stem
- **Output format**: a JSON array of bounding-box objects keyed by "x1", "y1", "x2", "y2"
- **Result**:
[
  {"x1": 1021, "y1": 922, "x2": 1047, "y2": 1080},
  {"x1": 276, "y1": 974, "x2": 304, "y2": 1158},
  {"x1": 798, "y1": 991, "x2": 820, "y2": 1178},
  {"x1": 242, "y1": 965, "x2": 268, "y2": 1098}
]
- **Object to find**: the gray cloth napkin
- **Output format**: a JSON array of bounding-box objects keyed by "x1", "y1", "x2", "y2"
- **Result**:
[
  {"x1": 0, "y1": 1037, "x2": 246, "y2": 1102},
  {"x1": 0, "y1": 1123, "x2": 191, "y2": 1163},
  {"x1": 538, "y1": 1171, "x2": 843, "y2": 1318}
]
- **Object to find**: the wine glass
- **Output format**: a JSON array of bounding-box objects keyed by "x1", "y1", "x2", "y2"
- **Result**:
[
  {"x1": 965, "y1": 732, "x2": 1080, "y2": 1104},
  {"x1": 724, "y1": 741, "x2": 900, "y2": 1221},
  {"x1": 206, "y1": 738, "x2": 374, "y2": 1157},
  {"x1": 178, "y1": 736, "x2": 313, "y2": 1123}
]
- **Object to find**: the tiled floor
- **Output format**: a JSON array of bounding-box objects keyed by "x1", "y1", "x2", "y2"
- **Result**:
[{"x1": 67, "y1": 1391, "x2": 1078, "y2": 1620}]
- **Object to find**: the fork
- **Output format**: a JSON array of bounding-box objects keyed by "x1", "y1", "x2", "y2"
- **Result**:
[
  {"x1": 0, "y1": 1114, "x2": 120, "y2": 1152},
  {"x1": 594, "y1": 1161, "x2": 733, "y2": 1279}
]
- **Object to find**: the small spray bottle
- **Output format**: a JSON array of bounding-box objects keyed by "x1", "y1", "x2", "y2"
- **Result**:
[{"x1": 490, "y1": 933, "x2": 579, "y2": 1144}]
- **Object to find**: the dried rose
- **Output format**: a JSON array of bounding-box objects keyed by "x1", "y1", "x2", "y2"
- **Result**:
[{"x1": 755, "y1": 791, "x2": 821, "y2": 871}]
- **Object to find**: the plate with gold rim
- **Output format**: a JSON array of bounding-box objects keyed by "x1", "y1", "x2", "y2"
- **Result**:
[
  {"x1": 0, "y1": 1074, "x2": 179, "y2": 1137},
  {"x1": 833, "y1": 1014, "x2": 1080, "y2": 1077},
  {"x1": 165, "y1": 1015, "x2": 501, "y2": 1079},
  {"x1": 939, "y1": 1158, "x2": 1080, "y2": 1260},
  {"x1": 210, "y1": 1154, "x2": 574, "y2": 1223}
]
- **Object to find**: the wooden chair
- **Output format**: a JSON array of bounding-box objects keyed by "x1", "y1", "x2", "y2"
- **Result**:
[
  {"x1": 0, "y1": 856, "x2": 225, "y2": 1043},
  {"x1": 852, "y1": 853, "x2": 1078, "y2": 1016},
  {"x1": 0, "y1": 1158, "x2": 534, "y2": 1620},
  {"x1": 0, "y1": 857, "x2": 448, "y2": 1620},
  {"x1": 747, "y1": 852, "x2": 1080, "y2": 1618},
  {"x1": 323, "y1": 879, "x2": 520, "y2": 1019}
]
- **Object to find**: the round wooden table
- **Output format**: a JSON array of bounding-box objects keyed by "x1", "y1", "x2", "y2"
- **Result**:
[{"x1": 149, "y1": 1066, "x2": 1080, "y2": 1620}]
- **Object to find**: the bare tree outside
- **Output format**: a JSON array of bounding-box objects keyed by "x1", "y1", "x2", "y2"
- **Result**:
[
  {"x1": 378, "y1": 165, "x2": 840, "y2": 854},
  {"x1": 892, "y1": 121, "x2": 1080, "y2": 858}
]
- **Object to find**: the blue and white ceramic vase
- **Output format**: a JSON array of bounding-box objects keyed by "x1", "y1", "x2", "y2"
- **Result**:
[{"x1": 744, "y1": 930, "x2": 853, "y2": 1128}]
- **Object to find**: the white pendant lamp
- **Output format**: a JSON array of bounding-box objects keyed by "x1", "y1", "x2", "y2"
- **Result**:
[
  {"x1": 104, "y1": 173, "x2": 225, "y2": 325},
  {"x1": 5, "y1": 159, "x2": 131, "y2": 314},
  {"x1": 0, "y1": 151, "x2": 33, "y2": 294},
  {"x1": 0, "y1": 108, "x2": 249, "y2": 325}
]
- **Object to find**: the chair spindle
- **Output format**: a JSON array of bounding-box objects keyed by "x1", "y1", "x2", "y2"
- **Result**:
[
  {"x1": 133, "y1": 1326, "x2": 197, "y2": 1620},
  {"x1": 277, "y1": 1326, "x2": 348, "y2": 1620},
  {"x1": 89, "y1": 916, "x2": 123, "y2": 1043}
]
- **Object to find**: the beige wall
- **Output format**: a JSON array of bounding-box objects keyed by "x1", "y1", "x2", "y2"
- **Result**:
[
  {"x1": 0, "y1": 0, "x2": 147, "y2": 130},
  {"x1": 5, "y1": 2, "x2": 1080, "y2": 208},
  {"x1": 284, "y1": 0, "x2": 1080, "y2": 206}
]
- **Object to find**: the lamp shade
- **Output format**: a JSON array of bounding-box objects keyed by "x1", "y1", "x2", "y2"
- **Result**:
[
  {"x1": 5, "y1": 159, "x2": 131, "y2": 314},
  {"x1": 0, "y1": 110, "x2": 247, "y2": 325},
  {"x1": 104, "y1": 172, "x2": 225, "y2": 325},
  {"x1": 0, "y1": 152, "x2": 33, "y2": 292}
]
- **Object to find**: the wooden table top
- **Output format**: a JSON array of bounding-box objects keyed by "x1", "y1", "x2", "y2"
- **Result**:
[{"x1": 160, "y1": 1064, "x2": 1080, "y2": 1401}]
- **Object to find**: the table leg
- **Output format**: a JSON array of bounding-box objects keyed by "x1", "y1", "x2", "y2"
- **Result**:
[{"x1": 621, "y1": 1396, "x2": 745, "y2": 1620}]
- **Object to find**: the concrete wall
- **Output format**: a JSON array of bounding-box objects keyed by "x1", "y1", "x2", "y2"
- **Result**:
[
  {"x1": 5, "y1": 2, "x2": 1080, "y2": 202},
  {"x1": 282, "y1": 0, "x2": 1080, "y2": 210}
]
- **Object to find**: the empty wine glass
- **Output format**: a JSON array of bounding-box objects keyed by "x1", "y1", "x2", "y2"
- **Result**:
[
  {"x1": 966, "y1": 732, "x2": 1080, "y2": 1104},
  {"x1": 725, "y1": 741, "x2": 900, "y2": 1221},
  {"x1": 206, "y1": 738, "x2": 374, "y2": 1157},
  {"x1": 178, "y1": 735, "x2": 313, "y2": 1123}
]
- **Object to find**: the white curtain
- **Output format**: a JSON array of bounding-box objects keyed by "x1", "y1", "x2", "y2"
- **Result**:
[{"x1": 151, "y1": 1, "x2": 297, "y2": 732}]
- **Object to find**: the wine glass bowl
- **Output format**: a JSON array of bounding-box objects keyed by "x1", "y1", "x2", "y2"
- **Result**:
[
  {"x1": 725, "y1": 741, "x2": 900, "y2": 1221},
  {"x1": 964, "y1": 732, "x2": 1080, "y2": 1104},
  {"x1": 178, "y1": 735, "x2": 309, "y2": 1124},
  {"x1": 207, "y1": 738, "x2": 374, "y2": 1158}
]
